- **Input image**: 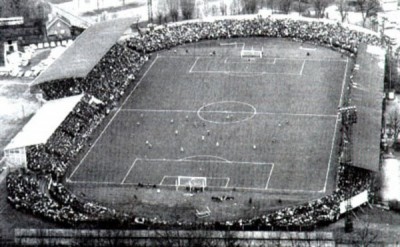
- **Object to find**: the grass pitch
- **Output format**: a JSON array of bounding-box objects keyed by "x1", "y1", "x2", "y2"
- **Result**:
[{"x1": 67, "y1": 38, "x2": 348, "y2": 218}]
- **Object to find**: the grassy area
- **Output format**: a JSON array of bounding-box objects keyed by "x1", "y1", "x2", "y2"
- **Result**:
[{"x1": 66, "y1": 38, "x2": 348, "y2": 222}]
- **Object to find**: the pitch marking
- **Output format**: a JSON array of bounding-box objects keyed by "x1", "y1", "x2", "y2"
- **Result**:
[
  {"x1": 322, "y1": 57, "x2": 349, "y2": 193},
  {"x1": 135, "y1": 158, "x2": 272, "y2": 165},
  {"x1": 123, "y1": 158, "x2": 272, "y2": 190},
  {"x1": 224, "y1": 57, "x2": 276, "y2": 64},
  {"x1": 189, "y1": 57, "x2": 200, "y2": 73},
  {"x1": 121, "y1": 158, "x2": 138, "y2": 184},
  {"x1": 189, "y1": 57, "x2": 307, "y2": 76},
  {"x1": 120, "y1": 108, "x2": 337, "y2": 118},
  {"x1": 225, "y1": 177, "x2": 230, "y2": 188},
  {"x1": 300, "y1": 47, "x2": 317, "y2": 51},
  {"x1": 68, "y1": 55, "x2": 160, "y2": 180},
  {"x1": 179, "y1": 155, "x2": 231, "y2": 163},
  {"x1": 267, "y1": 188, "x2": 323, "y2": 193},
  {"x1": 159, "y1": 55, "x2": 347, "y2": 62},
  {"x1": 299, "y1": 60, "x2": 306, "y2": 75},
  {"x1": 220, "y1": 42, "x2": 245, "y2": 50},
  {"x1": 159, "y1": 175, "x2": 230, "y2": 187},
  {"x1": 265, "y1": 163, "x2": 275, "y2": 190},
  {"x1": 197, "y1": 101, "x2": 257, "y2": 124}
]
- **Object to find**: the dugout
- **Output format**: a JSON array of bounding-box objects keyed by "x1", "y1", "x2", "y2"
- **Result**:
[{"x1": 3, "y1": 94, "x2": 84, "y2": 167}]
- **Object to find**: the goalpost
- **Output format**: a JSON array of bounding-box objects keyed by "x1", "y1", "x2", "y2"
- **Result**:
[
  {"x1": 240, "y1": 47, "x2": 263, "y2": 58},
  {"x1": 176, "y1": 176, "x2": 207, "y2": 192}
]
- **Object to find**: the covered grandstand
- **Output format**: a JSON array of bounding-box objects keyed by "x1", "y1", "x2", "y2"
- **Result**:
[
  {"x1": 350, "y1": 44, "x2": 385, "y2": 172},
  {"x1": 4, "y1": 94, "x2": 84, "y2": 167},
  {"x1": 31, "y1": 17, "x2": 136, "y2": 89}
]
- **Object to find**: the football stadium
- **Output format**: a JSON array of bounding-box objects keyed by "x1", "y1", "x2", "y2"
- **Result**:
[{"x1": 3, "y1": 15, "x2": 386, "y2": 245}]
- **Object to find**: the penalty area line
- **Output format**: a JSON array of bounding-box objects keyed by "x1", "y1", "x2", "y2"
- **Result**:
[
  {"x1": 189, "y1": 57, "x2": 200, "y2": 73},
  {"x1": 265, "y1": 163, "x2": 274, "y2": 190},
  {"x1": 299, "y1": 60, "x2": 306, "y2": 75},
  {"x1": 121, "y1": 159, "x2": 138, "y2": 185},
  {"x1": 68, "y1": 55, "x2": 160, "y2": 180}
]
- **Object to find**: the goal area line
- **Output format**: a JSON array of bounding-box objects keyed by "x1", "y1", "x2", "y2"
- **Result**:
[
  {"x1": 117, "y1": 158, "x2": 275, "y2": 191},
  {"x1": 160, "y1": 175, "x2": 230, "y2": 188},
  {"x1": 189, "y1": 56, "x2": 306, "y2": 76}
]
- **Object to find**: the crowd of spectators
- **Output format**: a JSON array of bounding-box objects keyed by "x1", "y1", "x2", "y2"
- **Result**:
[
  {"x1": 38, "y1": 44, "x2": 148, "y2": 106},
  {"x1": 7, "y1": 171, "x2": 118, "y2": 224},
  {"x1": 126, "y1": 18, "x2": 383, "y2": 55},
  {"x1": 7, "y1": 17, "x2": 382, "y2": 229},
  {"x1": 336, "y1": 164, "x2": 376, "y2": 201},
  {"x1": 36, "y1": 18, "x2": 385, "y2": 104},
  {"x1": 7, "y1": 172, "x2": 88, "y2": 223},
  {"x1": 25, "y1": 95, "x2": 104, "y2": 178}
]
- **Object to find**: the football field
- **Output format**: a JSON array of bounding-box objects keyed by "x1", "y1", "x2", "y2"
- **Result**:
[{"x1": 68, "y1": 38, "x2": 348, "y2": 194}]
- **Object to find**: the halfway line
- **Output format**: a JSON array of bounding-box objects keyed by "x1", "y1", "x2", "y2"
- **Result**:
[{"x1": 120, "y1": 108, "x2": 337, "y2": 118}]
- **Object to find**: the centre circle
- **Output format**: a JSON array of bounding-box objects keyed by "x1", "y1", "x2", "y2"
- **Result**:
[{"x1": 197, "y1": 101, "x2": 257, "y2": 124}]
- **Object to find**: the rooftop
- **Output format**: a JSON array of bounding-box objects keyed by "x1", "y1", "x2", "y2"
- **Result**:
[
  {"x1": 4, "y1": 94, "x2": 84, "y2": 150},
  {"x1": 31, "y1": 17, "x2": 135, "y2": 87},
  {"x1": 351, "y1": 44, "x2": 385, "y2": 172},
  {"x1": 0, "y1": 45, "x2": 4, "y2": 67}
]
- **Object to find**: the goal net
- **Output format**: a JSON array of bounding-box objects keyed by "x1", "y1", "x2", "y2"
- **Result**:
[
  {"x1": 176, "y1": 176, "x2": 207, "y2": 191},
  {"x1": 241, "y1": 49, "x2": 262, "y2": 58}
]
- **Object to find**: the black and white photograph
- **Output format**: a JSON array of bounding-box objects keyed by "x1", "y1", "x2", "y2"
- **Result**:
[{"x1": 0, "y1": 0, "x2": 399, "y2": 246}]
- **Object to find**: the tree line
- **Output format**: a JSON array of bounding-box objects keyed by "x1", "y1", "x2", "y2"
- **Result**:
[
  {"x1": 154, "y1": 0, "x2": 381, "y2": 26},
  {"x1": 0, "y1": 0, "x2": 51, "y2": 23}
]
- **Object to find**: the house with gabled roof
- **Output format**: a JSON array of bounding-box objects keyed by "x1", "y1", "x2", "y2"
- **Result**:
[{"x1": 46, "y1": 14, "x2": 72, "y2": 39}]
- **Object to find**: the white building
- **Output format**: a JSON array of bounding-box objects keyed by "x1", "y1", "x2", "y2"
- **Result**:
[
  {"x1": 380, "y1": 0, "x2": 398, "y2": 12},
  {"x1": 73, "y1": 0, "x2": 140, "y2": 13},
  {"x1": 3, "y1": 94, "x2": 84, "y2": 167}
]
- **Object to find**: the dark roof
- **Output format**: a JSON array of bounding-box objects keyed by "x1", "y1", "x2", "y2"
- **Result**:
[
  {"x1": 351, "y1": 44, "x2": 385, "y2": 172},
  {"x1": 46, "y1": 15, "x2": 71, "y2": 29},
  {"x1": 31, "y1": 17, "x2": 135, "y2": 86},
  {"x1": 0, "y1": 45, "x2": 4, "y2": 67}
]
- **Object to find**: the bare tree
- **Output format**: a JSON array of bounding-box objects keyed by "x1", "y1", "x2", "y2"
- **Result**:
[
  {"x1": 278, "y1": 0, "x2": 292, "y2": 14},
  {"x1": 181, "y1": 0, "x2": 196, "y2": 20},
  {"x1": 203, "y1": 4, "x2": 214, "y2": 16},
  {"x1": 166, "y1": 0, "x2": 179, "y2": 22},
  {"x1": 130, "y1": 14, "x2": 144, "y2": 36},
  {"x1": 4, "y1": 0, "x2": 50, "y2": 22},
  {"x1": 230, "y1": 0, "x2": 242, "y2": 15},
  {"x1": 311, "y1": 0, "x2": 333, "y2": 18},
  {"x1": 4, "y1": 0, "x2": 22, "y2": 17},
  {"x1": 387, "y1": 106, "x2": 400, "y2": 147},
  {"x1": 293, "y1": 0, "x2": 306, "y2": 15},
  {"x1": 352, "y1": 221, "x2": 380, "y2": 247},
  {"x1": 336, "y1": 0, "x2": 350, "y2": 22},
  {"x1": 155, "y1": 11, "x2": 164, "y2": 24},
  {"x1": 267, "y1": 0, "x2": 276, "y2": 13},
  {"x1": 220, "y1": 0, "x2": 228, "y2": 15},
  {"x1": 241, "y1": 0, "x2": 258, "y2": 14},
  {"x1": 356, "y1": 0, "x2": 381, "y2": 27}
]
